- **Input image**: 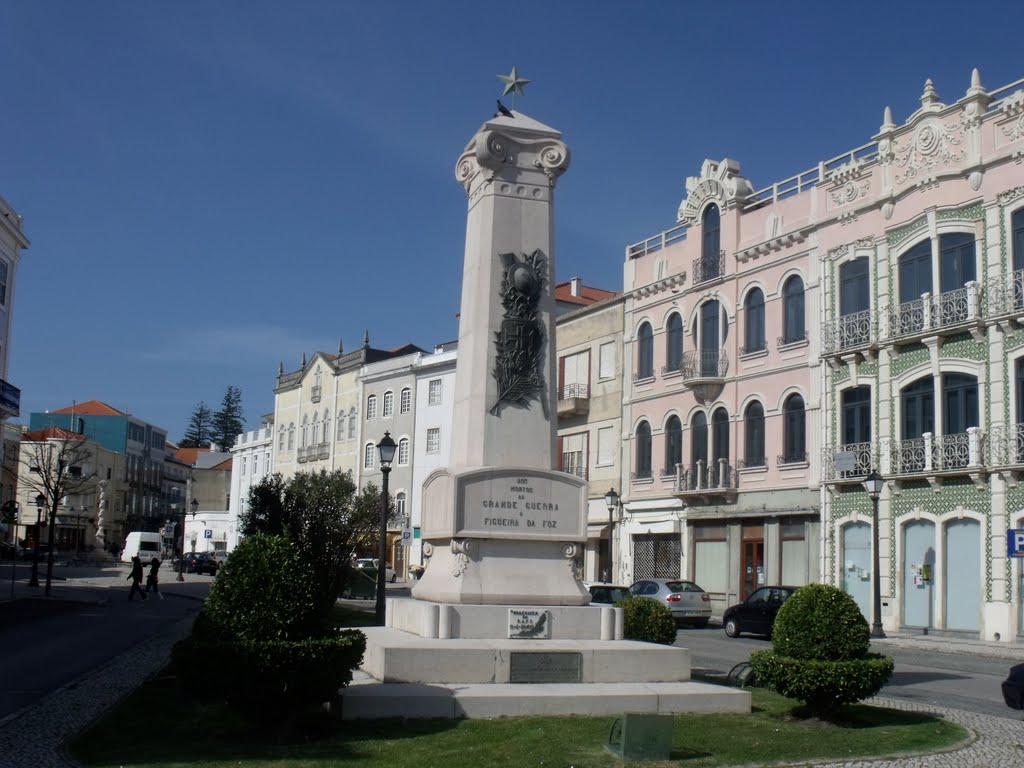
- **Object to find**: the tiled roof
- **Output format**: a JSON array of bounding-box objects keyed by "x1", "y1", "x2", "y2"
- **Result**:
[
  {"x1": 554, "y1": 280, "x2": 619, "y2": 306},
  {"x1": 22, "y1": 426, "x2": 88, "y2": 442},
  {"x1": 174, "y1": 447, "x2": 203, "y2": 466},
  {"x1": 49, "y1": 400, "x2": 126, "y2": 416},
  {"x1": 211, "y1": 457, "x2": 233, "y2": 471}
]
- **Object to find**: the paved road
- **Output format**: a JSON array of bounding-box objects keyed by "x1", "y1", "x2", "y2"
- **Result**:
[
  {"x1": 675, "y1": 625, "x2": 1017, "y2": 718},
  {"x1": 0, "y1": 573, "x2": 210, "y2": 723}
]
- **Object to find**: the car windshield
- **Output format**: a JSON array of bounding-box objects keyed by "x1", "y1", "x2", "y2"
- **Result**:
[{"x1": 664, "y1": 581, "x2": 702, "y2": 593}]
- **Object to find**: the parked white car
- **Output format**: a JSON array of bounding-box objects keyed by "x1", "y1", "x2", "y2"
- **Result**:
[{"x1": 355, "y1": 557, "x2": 397, "y2": 583}]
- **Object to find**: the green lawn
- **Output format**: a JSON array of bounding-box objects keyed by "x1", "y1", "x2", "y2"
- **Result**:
[{"x1": 70, "y1": 673, "x2": 967, "y2": 768}]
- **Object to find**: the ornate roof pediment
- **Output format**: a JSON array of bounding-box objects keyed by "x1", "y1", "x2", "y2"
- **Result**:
[{"x1": 677, "y1": 158, "x2": 753, "y2": 226}]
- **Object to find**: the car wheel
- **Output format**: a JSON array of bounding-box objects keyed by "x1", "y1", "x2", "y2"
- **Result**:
[
  {"x1": 390, "y1": 573, "x2": 397, "y2": 584},
  {"x1": 724, "y1": 618, "x2": 741, "y2": 638}
]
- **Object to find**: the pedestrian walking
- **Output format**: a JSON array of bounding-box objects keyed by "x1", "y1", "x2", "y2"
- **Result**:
[
  {"x1": 127, "y1": 555, "x2": 147, "y2": 601},
  {"x1": 145, "y1": 557, "x2": 164, "y2": 600}
]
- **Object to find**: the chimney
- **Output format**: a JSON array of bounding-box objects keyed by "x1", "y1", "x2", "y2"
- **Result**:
[{"x1": 570, "y1": 276, "x2": 581, "y2": 297}]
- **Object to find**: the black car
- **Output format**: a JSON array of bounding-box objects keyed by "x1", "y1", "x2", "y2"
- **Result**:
[
  {"x1": 722, "y1": 586, "x2": 798, "y2": 638},
  {"x1": 1002, "y1": 663, "x2": 1024, "y2": 710},
  {"x1": 184, "y1": 552, "x2": 219, "y2": 575}
]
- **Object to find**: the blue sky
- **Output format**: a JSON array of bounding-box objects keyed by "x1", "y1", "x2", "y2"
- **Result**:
[{"x1": 3, "y1": 1, "x2": 1022, "y2": 440}]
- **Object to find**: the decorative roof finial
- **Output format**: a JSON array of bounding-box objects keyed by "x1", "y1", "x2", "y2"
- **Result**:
[
  {"x1": 301, "y1": 352, "x2": 307, "y2": 368},
  {"x1": 337, "y1": 338, "x2": 344, "y2": 356},
  {"x1": 920, "y1": 78, "x2": 940, "y2": 107},
  {"x1": 967, "y1": 67, "x2": 985, "y2": 97},
  {"x1": 880, "y1": 105, "x2": 896, "y2": 132},
  {"x1": 363, "y1": 329, "x2": 370, "y2": 348},
  {"x1": 278, "y1": 361, "x2": 284, "y2": 378},
  {"x1": 497, "y1": 66, "x2": 530, "y2": 109}
]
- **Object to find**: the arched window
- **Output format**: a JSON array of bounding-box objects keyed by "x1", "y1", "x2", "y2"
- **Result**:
[
  {"x1": 287, "y1": 423, "x2": 295, "y2": 451},
  {"x1": 348, "y1": 407, "x2": 356, "y2": 439},
  {"x1": 743, "y1": 402, "x2": 765, "y2": 467},
  {"x1": 635, "y1": 421, "x2": 652, "y2": 479},
  {"x1": 336, "y1": 411, "x2": 345, "y2": 441},
  {"x1": 278, "y1": 426, "x2": 285, "y2": 452},
  {"x1": 395, "y1": 491, "x2": 407, "y2": 520},
  {"x1": 782, "y1": 394, "x2": 806, "y2": 463},
  {"x1": 301, "y1": 415, "x2": 309, "y2": 448},
  {"x1": 701, "y1": 204, "x2": 721, "y2": 280},
  {"x1": 841, "y1": 386, "x2": 871, "y2": 446},
  {"x1": 366, "y1": 395, "x2": 378, "y2": 420},
  {"x1": 364, "y1": 442, "x2": 375, "y2": 469},
  {"x1": 782, "y1": 276, "x2": 805, "y2": 344},
  {"x1": 666, "y1": 314, "x2": 683, "y2": 371},
  {"x1": 398, "y1": 437, "x2": 410, "y2": 465},
  {"x1": 311, "y1": 412, "x2": 319, "y2": 446},
  {"x1": 400, "y1": 387, "x2": 412, "y2": 414},
  {"x1": 383, "y1": 390, "x2": 394, "y2": 418},
  {"x1": 664, "y1": 415, "x2": 682, "y2": 474},
  {"x1": 636, "y1": 322, "x2": 654, "y2": 379},
  {"x1": 321, "y1": 412, "x2": 330, "y2": 444},
  {"x1": 743, "y1": 288, "x2": 765, "y2": 353},
  {"x1": 691, "y1": 412, "x2": 708, "y2": 468}
]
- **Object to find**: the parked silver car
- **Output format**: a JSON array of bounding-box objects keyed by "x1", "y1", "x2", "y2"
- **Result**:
[{"x1": 629, "y1": 578, "x2": 712, "y2": 626}]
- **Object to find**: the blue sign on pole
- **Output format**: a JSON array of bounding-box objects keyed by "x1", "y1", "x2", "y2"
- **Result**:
[
  {"x1": 204, "y1": 529, "x2": 213, "y2": 539},
  {"x1": 1008, "y1": 529, "x2": 1024, "y2": 558}
]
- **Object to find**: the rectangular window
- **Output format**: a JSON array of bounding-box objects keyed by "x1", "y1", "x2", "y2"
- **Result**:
[
  {"x1": 693, "y1": 525, "x2": 728, "y2": 595},
  {"x1": 364, "y1": 443, "x2": 375, "y2": 469},
  {"x1": 367, "y1": 396, "x2": 377, "y2": 420},
  {"x1": 781, "y1": 522, "x2": 807, "y2": 586},
  {"x1": 241, "y1": 458, "x2": 247, "y2": 476},
  {"x1": 559, "y1": 351, "x2": 590, "y2": 399},
  {"x1": 337, "y1": 413, "x2": 345, "y2": 441},
  {"x1": 597, "y1": 426, "x2": 615, "y2": 466},
  {"x1": 383, "y1": 391, "x2": 394, "y2": 417},
  {"x1": 599, "y1": 342, "x2": 615, "y2": 380},
  {"x1": 348, "y1": 413, "x2": 356, "y2": 439},
  {"x1": 426, "y1": 427, "x2": 440, "y2": 454},
  {"x1": 428, "y1": 379, "x2": 443, "y2": 406},
  {"x1": 560, "y1": 432, "x2": 586, "y2": 478},
  {"x1": 398, "y1": 438, "x2": 409, "y2": 465}
]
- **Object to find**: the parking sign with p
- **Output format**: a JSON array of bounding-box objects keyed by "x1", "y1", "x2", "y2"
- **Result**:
[{"x1": 1008, "y1": 529, "x2": 1024, "y2": 558}]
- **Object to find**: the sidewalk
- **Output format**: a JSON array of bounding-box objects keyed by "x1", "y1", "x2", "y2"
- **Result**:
[{"x1": 872, "y1": 631, "x2": 1024, "y2": 661}]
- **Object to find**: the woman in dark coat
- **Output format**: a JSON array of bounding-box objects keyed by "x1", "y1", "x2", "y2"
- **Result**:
[
  {"x1": 127, "y1": 555, "x2": 147, "y2": 601},
  {"x1": 145, "y1": 557, "x2": 164, "y2": 600}
]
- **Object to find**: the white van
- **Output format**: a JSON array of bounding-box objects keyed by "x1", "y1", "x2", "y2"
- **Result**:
[{"x1": 121, "y1": 532, "x2": 162, "y2": 564}]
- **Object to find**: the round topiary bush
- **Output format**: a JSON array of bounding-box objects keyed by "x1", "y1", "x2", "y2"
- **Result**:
[
  {"x1": 621, "y1": 596, "x2": 677, "y2": 644},
  {"x1": 201, "y1": 533, "x2": 320, "y2": 641},
  {"x1": 748, "y1": 584, "x2": 893, "y2": 715},
  {"x1": 771, "y1": 583, "x2": 870, "y2": 661}
]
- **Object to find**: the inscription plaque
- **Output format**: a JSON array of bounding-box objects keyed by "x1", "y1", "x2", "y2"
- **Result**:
[
  {"x1": 509, "y1": 652, "x2": 582, "y2": 683},
  {"x1": 508, "y1": 608, "x2": 551, "y2": 639}
]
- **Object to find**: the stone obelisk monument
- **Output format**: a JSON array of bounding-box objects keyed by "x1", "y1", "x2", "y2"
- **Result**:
[{"x1": 409, "y1": 105, "x2": 590, "y2": 607}]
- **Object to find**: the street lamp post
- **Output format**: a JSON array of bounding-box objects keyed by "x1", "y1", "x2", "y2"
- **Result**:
[
  {"x1": 604, "y1": 488, "x2": 619, "y2": 583},
  {"x1": 177, "y1": 497, "x2": 199, "y2": 582},
  {"x1": 375, "y1": 432, "x2": 397, "y2": 627},
  {"x1": 44, "y1": 494, "x2": 59, "y2": 596},
  {"x1": 29, "y1": 494, "x2": 44, "y2": 588},
  {"x1": 863, "y1": 469, "x2": 886, "y2": 639}
]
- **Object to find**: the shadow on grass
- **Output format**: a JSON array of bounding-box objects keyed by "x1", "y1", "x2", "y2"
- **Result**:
[{"x1": 782, "y1": 703, "x2": 946, "y2": 729}]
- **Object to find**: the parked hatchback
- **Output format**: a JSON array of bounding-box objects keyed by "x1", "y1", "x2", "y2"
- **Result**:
[
  {"x1": 629, "y1": 579, "x2": 711, "y2": 626},
  {"x1": 584, "y1": 583, "x2": 632, "y2": 605},
  {"x1": 1002, "y1": 662, "x2": 1024, "y2": 710},
  {"x1": 723, "y1": 586, "x2": 798, "y2": 638}
]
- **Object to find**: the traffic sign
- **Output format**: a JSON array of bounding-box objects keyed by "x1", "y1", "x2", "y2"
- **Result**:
[
  {"x1": 400, "y1": 528, "x2": 413, "y2": 547},
  {"x1": 204, "y1": 529, "x2": 213, "y2": 539},
  {"x1": 1008, "y1": 529, "x2": 1024, "y2": 558}
]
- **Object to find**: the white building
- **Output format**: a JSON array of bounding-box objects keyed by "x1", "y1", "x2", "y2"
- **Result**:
[{"x1": 228, "y1": 416, "x2": 275, "y2": 545}]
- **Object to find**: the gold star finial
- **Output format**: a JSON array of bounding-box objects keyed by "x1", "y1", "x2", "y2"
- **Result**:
[{"x1": 497, "y1": 66, "x2": 530, "y2": 108}]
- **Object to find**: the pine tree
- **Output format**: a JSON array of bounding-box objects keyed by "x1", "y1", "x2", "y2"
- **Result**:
[
  {"x1": 211, "y1": 385, "x2": 245, "y2": 450},
  {"x1": 181, "y1": 402, "x2": 213, "y2": 448}
]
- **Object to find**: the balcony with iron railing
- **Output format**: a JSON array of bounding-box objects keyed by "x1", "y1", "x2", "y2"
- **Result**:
[
  {"x1": 879, "y1": 430, "x2": 985, "y2": 487},
  {"x1": 557, "y1": 383, "x2": 590, "y2": 418},
  {"x1": 674, "y1": 459, "x2": 736, "y2": 499},
  {"x1": 986, "y1": 424, "x2": 1024, "y2": 467},
  {"x1": 821, "y1": 442, "x2": 877, "y2": 483},
  {"x1": 885, "y1": 283, "x2": 983, "y2": 343},
  {"x1": 692, "y1": 251, "x2": 726, "y2": 286},
  {"x1": 678, "y1": 349, "x2": 729, "y2": 402},
  {"x1": 560, "y1": 462, "x2": 588, "y2": 480},
  {"x1": 986, "y1": 269, "x2": 1024, "y2": 323},
  {"x1": 821, "y1": 309, "x2": 878, "y2": 357}
]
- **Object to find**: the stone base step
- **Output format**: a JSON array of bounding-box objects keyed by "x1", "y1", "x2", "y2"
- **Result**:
[{"x1": 339, "y1": 679, "x2": 750, "y2": 720}]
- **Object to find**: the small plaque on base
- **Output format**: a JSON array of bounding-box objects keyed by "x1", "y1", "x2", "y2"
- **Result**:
[
  {"x1": 509, "y1": 652, "x2": 582, "y2": 683},
  {"x1": 508, "y1": 608, "x2": 550, "y2": 639}
]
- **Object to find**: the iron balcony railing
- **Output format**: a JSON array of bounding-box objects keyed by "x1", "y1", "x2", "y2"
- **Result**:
[
  {"x1": 886, "y1": 283, "x2": 982, "y2": 341},
  {"x1": 680, "y1": 349, "x2": 729, "y2": 380},
  {"x1": 821, "y1": 309, "x2": 877, "y2": 355},
  {"x1": 777, "y1": 452, "x2": 809, "y2": 466},
  {"x1": 631, "y1": 469, "x2": 653, "y2": 482},
  {"x1": 880, "y1": 430, "x2": 984, "y2": 475},
  {"x1": 820, "y1": 442, "x2": 876, "y2": 482},
  {"x1": 692, "y1": 251, "x2": 726, "y2": 285},
  {"x1": 559, "y1": 383, "x2": 589, "y2": 400},
  {"x1": 987, "y1": 424, "x2": 1024, "y2": 466},
  {"x1": 676, "y1": 459, "x2": 735, "y2": 493},
  {"x1": 560, "y1": 463, "x2": 587, "y2": 479},
  {"x1": 986, "y1": 269, "x2": 1024, "y2": 318}
]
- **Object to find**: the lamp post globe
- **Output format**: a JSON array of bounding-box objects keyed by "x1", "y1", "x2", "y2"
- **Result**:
[{"x1": 375, "y1": 432, "x2": 397, "y2": 626}]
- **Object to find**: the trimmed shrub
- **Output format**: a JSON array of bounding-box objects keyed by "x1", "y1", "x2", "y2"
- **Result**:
[
  {"x1": 172, "y1": 630, "x2": 366, "y2": 724},
  {"x1": 770, "y1": 583, "x2": 870, "y2": 661},
  {"x1": 201, "y1": 533, "x2": 320, "y2": 641},
  {"x1": 748, "y1": 584, "x2": 893, "y2": 715},
  {"x1": 622, "y1": 596, "x2": 677, "y2": 645},
  {"x1": 748, "y1": 650, "x2": 893, "y2": 712}
]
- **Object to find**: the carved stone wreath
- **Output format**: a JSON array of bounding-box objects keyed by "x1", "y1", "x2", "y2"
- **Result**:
[{"x1": 893, "y1": 118, "x2": 964, "y2": 186}]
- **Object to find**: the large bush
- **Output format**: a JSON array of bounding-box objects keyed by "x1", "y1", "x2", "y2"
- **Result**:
[
  {"x1": 174, "y1": 533, "x2": 366, "y2": 724},
  {"x1": 749, "y1": 584, "x2": 893, "y2": 715},
  {"x1": 770, "y1": 583, "x2": 870, "y2": 661},
  {"x1": 201, "y1": 533, "x2": 320, "y2": 641},
  {"x1": 621, "y1": 597, "x2": 677, "y2": 644}
]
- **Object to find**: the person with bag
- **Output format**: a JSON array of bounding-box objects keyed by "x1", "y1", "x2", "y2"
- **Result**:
[
  {"x1": 127, "y1": 554, "x2": 147, "y2": 601},
  {"x1": 145, "y1": 557, "x2": 164, "y2": 600}
]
